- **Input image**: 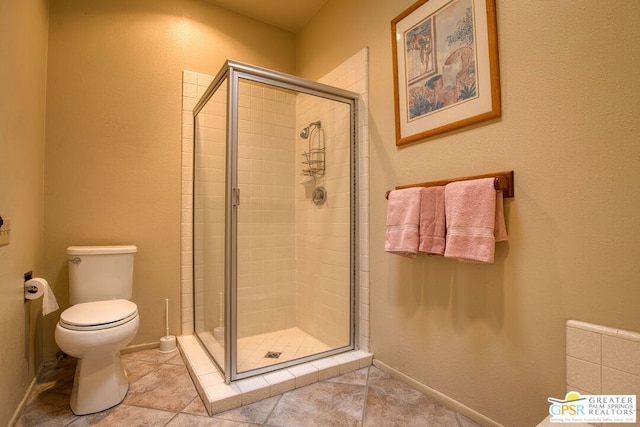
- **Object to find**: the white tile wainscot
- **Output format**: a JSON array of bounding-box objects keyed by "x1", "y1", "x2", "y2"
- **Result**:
[
  {"x1": 566, "y1": 320, "x2": 640, "y2": 423},
  {"x1": 537, "y1": 320, "x2": 640, "y2": 426}
]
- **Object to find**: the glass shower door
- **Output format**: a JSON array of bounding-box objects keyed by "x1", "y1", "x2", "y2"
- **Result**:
[
  {"x1": 193, "y1": 76, "x2": 228, "y2": 373},
  {"x1": 234, "y1": 77, "x2": 353, "y2": 378}
]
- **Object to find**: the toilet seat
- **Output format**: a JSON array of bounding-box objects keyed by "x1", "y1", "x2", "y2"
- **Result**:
[{"x1": 59, "y1": 299, "x2": 138, "y2": 331}]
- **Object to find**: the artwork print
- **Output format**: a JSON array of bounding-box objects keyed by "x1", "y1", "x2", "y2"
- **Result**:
[
  {"x1": 405, "y1": 0, "x2": 477, "y2": 121},
  {"x1": 391, "y1": 0, "x2": 501, "y2": 145}
]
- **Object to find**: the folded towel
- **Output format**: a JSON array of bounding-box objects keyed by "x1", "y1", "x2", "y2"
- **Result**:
[
  {"x1": 444, "y1": 178, "x2": 507, "y2": 263},
  {"x1": 418, "y1": 186, "x2": 446, "y2": 255},
  {"x1": 385, "y1": 187, "x2": 422, "y2": 258}
]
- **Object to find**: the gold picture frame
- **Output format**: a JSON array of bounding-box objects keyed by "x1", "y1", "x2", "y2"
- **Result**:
[{"x1": 391, "y1": 0, "x2": 501, "y2": 145}]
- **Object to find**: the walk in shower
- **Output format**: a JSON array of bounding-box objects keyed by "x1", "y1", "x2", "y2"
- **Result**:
[{"x1": 192, "y1": 61, "x2": 358, "y2": 383}]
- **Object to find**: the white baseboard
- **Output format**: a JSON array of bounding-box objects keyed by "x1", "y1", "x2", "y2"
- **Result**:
[
  {"x1": 372, "y1": 359, "x2": 502, "y2": 427},
  {"x1": 9, "y1": 374, "x2": 38, "y2": 427},
  {"x1": 121, "y1": 341, "x2": 160, "y2": 354}
]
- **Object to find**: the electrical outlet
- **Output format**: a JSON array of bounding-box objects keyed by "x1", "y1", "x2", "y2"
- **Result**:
[{"x1": 0, "y1": 218, "x2": 10, "y2": 246}]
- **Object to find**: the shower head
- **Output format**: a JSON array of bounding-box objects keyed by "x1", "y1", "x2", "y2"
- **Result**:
[{"x1": 300, "y1": 121, "x2": 321, "y2": 139}]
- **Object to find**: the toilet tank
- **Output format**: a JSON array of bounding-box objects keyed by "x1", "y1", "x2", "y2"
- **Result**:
[{"x1": 67, "y1": 245, "x2": 137, "y2": 305}]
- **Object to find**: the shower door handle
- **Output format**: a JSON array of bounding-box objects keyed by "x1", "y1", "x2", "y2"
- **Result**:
[{"x1": 233, "y1": 188, "x2": 240, "y2": 207}]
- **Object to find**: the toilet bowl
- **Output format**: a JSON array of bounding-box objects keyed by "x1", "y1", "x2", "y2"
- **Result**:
[{"x1": 55, "y1": 299, "x2": 139, "y2": 415}]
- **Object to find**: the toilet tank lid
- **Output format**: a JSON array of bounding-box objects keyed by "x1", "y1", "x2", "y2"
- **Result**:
[{"x1": 66, "y1": 245, "x2": 137, "y2": 255}]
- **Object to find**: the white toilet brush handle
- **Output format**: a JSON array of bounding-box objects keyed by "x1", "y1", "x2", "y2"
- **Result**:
[{"x1": 165, "y1": 298, "x2": 170, "y2": 337}]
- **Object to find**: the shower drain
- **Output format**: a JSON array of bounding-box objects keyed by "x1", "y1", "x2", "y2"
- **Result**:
[{"x1": 264, "y1": 351, "x2": 282, "y2": 359}]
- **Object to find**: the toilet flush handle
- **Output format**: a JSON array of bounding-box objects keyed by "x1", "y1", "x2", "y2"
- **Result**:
[{"x1": 68, "y1": 257, "x2": 81, "y2": 264}]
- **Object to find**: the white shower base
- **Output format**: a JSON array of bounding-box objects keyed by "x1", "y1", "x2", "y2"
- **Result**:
[
  {"x1": 178, "y1": 334, "x2": 372, "y2": 415},
  {"x1": 197, "y1": 327, "x2": 332, "y2": 373},
  {"x1": 237, "y1": 327, "x2": 332, "y2": 372}
]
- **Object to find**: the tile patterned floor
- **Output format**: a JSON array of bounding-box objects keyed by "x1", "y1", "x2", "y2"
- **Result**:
[{"x1": 17, "y1": 348, "x2": 482, "y2": 426}]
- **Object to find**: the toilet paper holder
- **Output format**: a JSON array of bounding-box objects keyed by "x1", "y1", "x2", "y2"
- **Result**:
[{"x1": 24, "y1": 271, "x2": 38, "y2": 301}]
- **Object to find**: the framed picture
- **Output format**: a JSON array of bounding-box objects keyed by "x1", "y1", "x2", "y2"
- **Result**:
[{"x1": 391, "y1": 0, "x2": 501, "y2": 145}]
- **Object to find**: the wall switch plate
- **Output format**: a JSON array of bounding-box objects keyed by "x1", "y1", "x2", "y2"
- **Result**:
[{"x1": 0, "y1": 218, "x2": 10, "y2": 246}]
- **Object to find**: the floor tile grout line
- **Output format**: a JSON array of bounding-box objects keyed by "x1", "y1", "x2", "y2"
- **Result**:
[
  {"x1": 161, "y1": 410, "x2": 182, "y2": 427},
  {"x1": 122, "y1": 352, "x2": 203, "y2": 419},
  {"x1": 261, "y1": 394, "x2": 284, "y2": 426},
  {"x1": 360, "y1": 365, "x2": 372, "y2": 425}
]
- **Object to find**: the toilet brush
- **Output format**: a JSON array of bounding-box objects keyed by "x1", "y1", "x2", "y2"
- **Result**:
[
  {"x1": 159, "y1": 298, "x2": 177, "y2": 353},
  {"x1": 213, "y1": 291, "x2": 224, "y2": 341}
]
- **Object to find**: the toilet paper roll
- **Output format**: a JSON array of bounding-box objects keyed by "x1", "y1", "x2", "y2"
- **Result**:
[
  {"x1": 24, "y1": 278, "x2": 44, "y2": 300},
  {"x1": 25, "y1": 277, "x2": 59, "y2": 316}
]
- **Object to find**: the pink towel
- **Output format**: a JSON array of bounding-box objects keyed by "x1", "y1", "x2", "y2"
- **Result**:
[
  {"x1": 418, "y1": 186, "x2": 446, "y2": 255},
  {"x1": 494, "y1": 191, "x2": 508, "y2": 243},
  {"x1": 385, "y1": 188, "x2": 422, "y2": 258},
  {"x1": 444, "y1": 178, "x2": 508, "y2": 263}
]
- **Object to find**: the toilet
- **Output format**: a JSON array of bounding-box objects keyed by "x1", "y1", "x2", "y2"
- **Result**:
[{"x1": 55, "y1": 245, "x2": 139, "y2": 415}]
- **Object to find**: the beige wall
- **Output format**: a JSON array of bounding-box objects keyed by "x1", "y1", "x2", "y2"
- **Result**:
[
  {"x1": 297, "y1": 0, "x2": 640, "y2": 425},
  {"x1": 43, "y1": 0, "x2": 295, "y2": 359},
  {"x1": 0, "y1": 0, "x2": 49, "y2": 425},
  {"x1": 6, "y1": 0, "x2": 640, "y2": 425}
]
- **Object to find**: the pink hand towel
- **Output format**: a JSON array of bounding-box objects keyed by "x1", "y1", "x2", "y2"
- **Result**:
[
  {"x1": 385, "y1": 187, "x2": 422, "y2": 258},
  {"x1": 444, "y1": 178, "x2": 508, "y2": 263},
  {"x1": 494, "y1": 190, "x2": 508, "y2": 243},
  {"x1": 418, "y1": 186, "x2": 446, "y2": 255}
]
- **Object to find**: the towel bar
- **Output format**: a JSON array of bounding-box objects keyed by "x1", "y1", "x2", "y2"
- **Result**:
[{"x1": 385, "y1": 170, "x2": 514, "y2": 200}]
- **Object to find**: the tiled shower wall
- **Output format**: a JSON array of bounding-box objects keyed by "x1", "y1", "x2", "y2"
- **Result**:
[
  {"x1": 236, "y1": 81, "x2": 297, "y2": 337},
  {"x1": 566, "y1": 320, "x2": 640, "y2": 416},
  {"x1": 191, "y1": 79, "x2": 298, "y2": 338},
  {"x1": 294, "y1": 95, "x2": 352, "y2": 347},
  {"x1": 314, "y1": 48, "x2": 371, "y2": 350},
  {"x1": 192, "y1": 78, "x2": 226, "y2": 335},
  {"x1": 181, "y1": 48, "x2": 370, "y2": 351}
]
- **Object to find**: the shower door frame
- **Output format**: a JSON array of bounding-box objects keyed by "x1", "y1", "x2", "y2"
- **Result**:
[{"x1": 193, "y1": 60, "x2": 359, "y2": 383}]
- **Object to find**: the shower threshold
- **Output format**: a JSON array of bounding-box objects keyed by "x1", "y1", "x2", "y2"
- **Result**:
[{"x1": 177, "y1": 334, "x2": 373, "y2": 415}]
